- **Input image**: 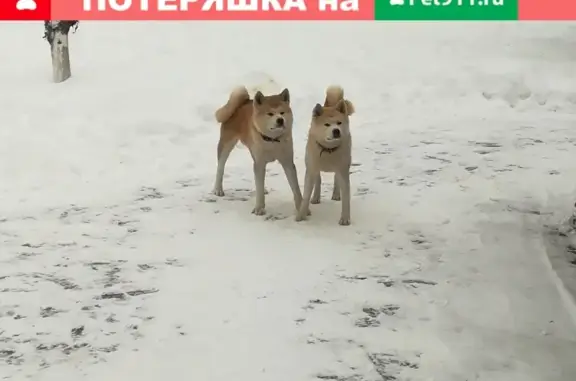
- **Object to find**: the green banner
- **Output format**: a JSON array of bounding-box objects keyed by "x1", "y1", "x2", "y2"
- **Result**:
[{"x1": 374, "y1": 0, "x2": 518, "y2": 20}]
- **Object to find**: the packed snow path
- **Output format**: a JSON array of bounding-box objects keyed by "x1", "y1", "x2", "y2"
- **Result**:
[{"x1": 2, "y1": 22, "x2": 576, "y2": 381}]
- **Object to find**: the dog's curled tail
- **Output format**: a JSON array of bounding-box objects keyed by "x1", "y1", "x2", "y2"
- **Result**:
[
  {"x1": 215, "y1": 86, "x2": 250, "y2": 124},
  {"x1": 324, "y1": 85, "x2": 344, "y2": 107},
  {"x1": 324, "y1": 85, "x2": 355, "y2": 116}
]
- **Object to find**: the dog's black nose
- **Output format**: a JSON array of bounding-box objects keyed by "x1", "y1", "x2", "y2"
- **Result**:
[
  {"x1": 332, "y1": 128, "x2": 341, "y2": 138},
  {"x1": 276, "y1": 118, "x2": 284, "y2": 126}
]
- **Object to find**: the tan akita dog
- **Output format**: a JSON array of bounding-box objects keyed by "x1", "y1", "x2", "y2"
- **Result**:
[
  {"x1": 296, "y1": 86, "x2": 355, "y2": 225},
  {"x1": 213, "y1": 87, "x2": 302, "y2": 216}
]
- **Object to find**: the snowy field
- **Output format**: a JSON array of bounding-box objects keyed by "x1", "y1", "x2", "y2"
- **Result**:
[{"x1": 2, "y1": 21, "x2": 576, "y2": 381}]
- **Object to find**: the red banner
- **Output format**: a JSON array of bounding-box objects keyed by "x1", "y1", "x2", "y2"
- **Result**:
[
  {"x1": 519, "y1": 0, "x2": 576, "y2": 20},
  {"x1": 52, "y1": 0, "x2": 372, "y2": 20},
  {"x1": 0, "y1": 0, "x2": 51, "y2": 20}
]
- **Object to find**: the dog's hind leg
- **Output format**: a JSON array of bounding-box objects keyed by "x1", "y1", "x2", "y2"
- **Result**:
[
  {"x1": 213, "y1": 129, "x2": 238, "y2": 197},
  {"x1": 331, "y1": 173, "x2": 341, "y2": 201},
  {"x1": 311, "y1": 174, "x2": 322, "y2": 204}
]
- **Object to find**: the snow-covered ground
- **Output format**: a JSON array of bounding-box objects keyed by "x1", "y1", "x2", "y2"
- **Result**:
[{"x1": 2, "y1": 21, "x2": 576, "y2": 381}]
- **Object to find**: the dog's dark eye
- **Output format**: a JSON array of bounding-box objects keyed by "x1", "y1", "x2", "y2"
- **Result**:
[
  {"x1": 280, "y1": 112, "x2": 285, "y2": 115},
  {"x1": 267, "y1": 113, "x2": 274, "y2": 116},
  {"x1": 336, "y1": 121, "x2": 342, "y2": 125},
  {"x1": 324, "y1": 123, "x2": 330, "y2": 127}
]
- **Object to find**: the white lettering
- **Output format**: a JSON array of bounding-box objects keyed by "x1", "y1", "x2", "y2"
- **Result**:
[
  {"x1": 109, "y1": 0, "x2": 131, "y2": 11},
  {"x1": 83, "y1": 0, "x2": 109, "y2": 10},
  {"x1": 494, "y1": 0, "x2": 503, "y2": 5},
  {"x1": 228, "y1": 0, "x2": 258, "y2": 10},
  {"x1": 180, "y1": 0, "x2": 196, "y2": 10},
  {"x1": 283, "y1": 0, "x2": 305, "y2": 10},
  {"x1": 422, "y1": 0, "x2": 431, "y2": 5},
  {"x1": 140, "y1": 0, "x2": 149, "y2": 10},
  {"x1": 318, "y1": 0, "x2": 337, "y2": 11},
  {"x1": 261, "y1": 0, "x2": 281, "y2": 10},
  {"x1": 202, "y1": 0, "x2": 223, "y2": 10},
  {"x1": 339, "y1": 0, "x2": 357, "y2": 11},
  {"x1": 200, "y1": 0, "x2": 305, "y2": 11},
  {"x1": 158, "y1": 0, "x2": 177, "y2": 10},
  {"x1": 319, "y1": 0, "x2": 356, "y2": 11}
]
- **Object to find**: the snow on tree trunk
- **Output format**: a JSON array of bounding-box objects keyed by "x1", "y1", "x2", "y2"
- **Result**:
[
  {"x1": 44, "y1": 21, "x2": 79, "y2": 84},
  {"x1": 51, "y1": 28, "x2": 70, "y2": 83}
]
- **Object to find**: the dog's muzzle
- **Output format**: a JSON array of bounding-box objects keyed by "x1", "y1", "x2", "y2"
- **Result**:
[{"x1": 332, "y1": 128, "x2": 341, "y2": 138}]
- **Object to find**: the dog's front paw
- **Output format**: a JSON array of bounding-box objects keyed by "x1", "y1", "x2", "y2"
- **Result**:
[
  {"x1": 338, "y1": 216, "x2": 350, "y2": 226},
  {"x1": 252, "y1": 206, "x2": 266, "y2": 216},
  {"x1": 213, "y1": 188, "x2": 225, "y2": 197},
  {"x1": 294, "y1": 198, "x2": 303, "y2": 211},
  {"x1": 295, "y1": 210, "x2": 309, "y2": 222},
  {"x1": 331, "y1": 193, "x2": 341, "y2": 201},
  {"x1": 310, "y1": 196, "x2": 321, "y2": 204}
]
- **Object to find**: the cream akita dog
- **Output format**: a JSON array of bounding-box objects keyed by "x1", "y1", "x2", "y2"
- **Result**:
[
  {"x1": 212, "y1": 87, "x2": 302, "y2": 216},
  {"x1": 296, "y1": 86, "x2": 355, "y2": 225}
]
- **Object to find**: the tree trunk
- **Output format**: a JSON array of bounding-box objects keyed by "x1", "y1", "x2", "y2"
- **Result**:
[
  {"x1": 51, "y1": 29, "x2": 71, "y2": 83},
  {"x1": 44, "y1": 21, "x2": 78, "y2": 84}
]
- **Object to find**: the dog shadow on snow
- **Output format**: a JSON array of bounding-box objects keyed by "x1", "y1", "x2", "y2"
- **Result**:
[
  {"x1": 200, "y1": 185, "x2": 376, "y2": 230},
  {"x1": 199, "y1": 185, "x2": 348, "y2": 223},
  {"x1": 200, "y1": 187, "x2": 293, "y2": 221}
]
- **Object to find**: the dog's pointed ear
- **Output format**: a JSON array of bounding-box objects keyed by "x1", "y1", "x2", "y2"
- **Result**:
[
  {"x1": 280, "y1": 88, "x2": 290, "y2": 103},
  {"x1": 312, "y1": 103, "x2": 323, "y2": 117},
  {"x1": 254, "y1": 91, "x2": 264, "y2": 105}
]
